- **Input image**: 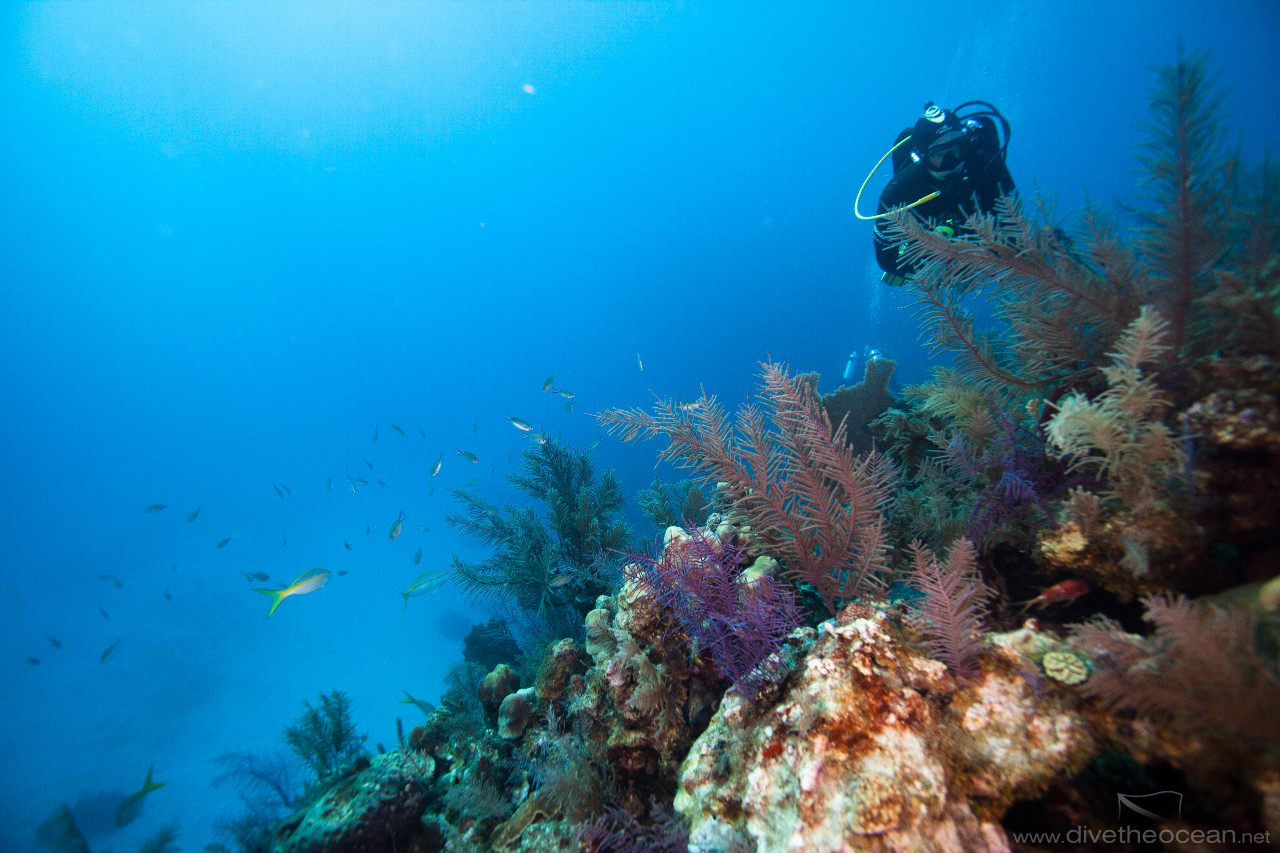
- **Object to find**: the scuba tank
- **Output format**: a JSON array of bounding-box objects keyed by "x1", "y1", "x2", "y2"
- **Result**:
[{"x1": 843, "y1": 353, "x2": 858, "y2": 381}]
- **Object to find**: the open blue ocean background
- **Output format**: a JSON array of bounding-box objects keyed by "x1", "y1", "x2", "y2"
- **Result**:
[{"x1": 2, "y1": 2, "x2": 1277, "y2": 851}]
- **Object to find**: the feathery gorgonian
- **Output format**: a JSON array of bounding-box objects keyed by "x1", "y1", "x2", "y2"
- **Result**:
[
  {"x1": 628, "y1": 527, "x2": 802, "y2": 702},
  {"x1": 905, "y1": 538, "x2": 992, "y2": 679},
  {"x1": 598, "y1": 361, "x2": 893, "y2": 614}
]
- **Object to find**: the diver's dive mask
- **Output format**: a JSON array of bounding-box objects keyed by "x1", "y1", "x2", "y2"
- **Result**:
[{"x1": 925, "y1": 127, "x2": 967, "y2": 180}]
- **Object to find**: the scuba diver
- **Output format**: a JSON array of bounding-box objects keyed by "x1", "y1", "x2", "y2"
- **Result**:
[{"x1": 856, "y1": 101, "x2": 1016, "y2": 286}]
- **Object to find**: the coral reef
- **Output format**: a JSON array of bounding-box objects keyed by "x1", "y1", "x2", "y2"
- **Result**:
[
  {"x1": 818, "y1": 355, "x2": 897, "y2": 456},
  {"x1": 447, "y1": 437, "x2": 630, "y2": 640},
  {"x1": 229, "y1": 50, "x2": 1280, "y2": 853},
  {"x1": 1038, "y1": 307, "x2": 1202, "y2": 597},
  {"x1": 598, "y1": 361, "x2": 894, "y2": 614},
  {"x1": 872, "y1": 369, "x2": 1066, "y2": 550},
  {"x1": 675, "y1": 609, "x2": 1097, "y2": 852},
  {"x1": 635, "y1": 477, "x2": 710, "y2": 530},
  {"x1": 282, "y1": 690, "x2": 368, "y2": 784},
  {"x1": 627, "y1": 525, "x2": 803, "y2": 700},
  {"x1": 1069, "y1": 593, "x2": 1280, "y2": 746},
  {"x1": 904, "y1": 538, "x2": 992, "y2": 679},
  {"x1": 270, "y1": 752, "x2": 431, "y2": 853}
]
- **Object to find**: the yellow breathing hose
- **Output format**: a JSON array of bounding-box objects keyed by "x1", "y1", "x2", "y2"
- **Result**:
[{"x1": 854, "y1": 136, "x2": 940, "y2": 221}]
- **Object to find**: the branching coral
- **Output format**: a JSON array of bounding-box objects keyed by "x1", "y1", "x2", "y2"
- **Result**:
[
  {"x1": 628, "y1": 527, "x2": 803, "y2": 701},
  {"x1": 635, "y1": 477, "x2": 710, "y2": 530},
  {"x1": 1045, "y1": 306, "x2": 1186, "y2": 525},
  {"x1": 597, "y1": 361, "x2": 893, "y2": 614},
  {"x1": 904, "y1": 538, "x2": 992, "y2": 679},
  {"x1": 282, "y1": 689, "x2": 368, "y2": 782},
  {"x1": 884, "y1": 195, "x2": 1141, "y2": 400},
  {"x1": 1070, "y1": 593, "x2": 1280, "y2": 745},
  {"x1": 1135, "y1": 44, "x2": 1233, "y2": 368},
  {"x1": 212, "y1": 749, "x2": 301, "y2": 817},
  {"x1": 872, "y1": 369, "x2": 1067, "y2": 549},
  {"x1": 447, "y1": 437, "x2": 631, "y2": 637},
  {"x1": 508, "y1": 438, "x2": 630, "y2": 572}
]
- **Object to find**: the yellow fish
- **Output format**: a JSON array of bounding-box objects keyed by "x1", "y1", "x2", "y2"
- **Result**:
[
  {"x1": 389, "y1": 510, "x2": 406, "y2": 541},
  {"x1": 456, "y1": 449, "x2": 478, "y2": 464},
  {"x1": 388, "y1": 423, "x2": 405, "y2": 436},
  {"x1": 396, "y1": 573, "x2": 442, "y2": 613},
  {"x1": 430, "y1": 454, "x2": 443, "y2": 477},
  {"x1": 542, "y1": 374, "x2": 555, "y2": 392},
  {"x1": 115, "y1": 764, "x2": 166, "y2": 828},
  {"x1": 253, "y1": 570, "x2": 330, "y2": 618},
  {"x1": 506, "y1": 416, "x2": 533, "y2": 432},
  {"x1": 143, "y1": 504, "x2": 166, "y2": 513}
]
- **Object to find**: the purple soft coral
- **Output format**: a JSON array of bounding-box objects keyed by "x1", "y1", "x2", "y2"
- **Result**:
[{"x1": 629, "y1": 528, "x2": 802, "y2": 702}]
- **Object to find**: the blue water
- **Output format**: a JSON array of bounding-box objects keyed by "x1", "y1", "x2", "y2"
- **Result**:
[{"x1": 2, "y1": 3, "x2": 1277, "y2": 851}]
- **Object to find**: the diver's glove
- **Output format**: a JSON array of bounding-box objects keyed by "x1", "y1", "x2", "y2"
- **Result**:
[{"x1": 881, "y1": 272, "x2": 907, "y2": 287}]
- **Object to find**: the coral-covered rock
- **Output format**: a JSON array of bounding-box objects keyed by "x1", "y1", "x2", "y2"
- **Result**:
[
  {"x1": 675, "y1": 613, "x2": 1096, "y2": 852},
  {"x1": 498, "y1": 687, "x2": 537, "y2": 740},
  {"x1": 274, "y1": 752, "x2": 431, "y2": 853},
  {"x1": 584, "y1": 608, "x2": 616, "y2": 664},
  {"x1": 1184, "y1": 387, "x2": 1280, "y2": 454},
  {"x1": 535, "y1": 638, "x2": 588, "y2": 705},
  {"x1": 478, "y1": 663, "x2": 520, "y2": 726}
]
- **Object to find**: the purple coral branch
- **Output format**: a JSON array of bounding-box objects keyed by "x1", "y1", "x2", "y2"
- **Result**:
[{"x1": 629, "y1": 529, "x2": 802, "y2": 702}]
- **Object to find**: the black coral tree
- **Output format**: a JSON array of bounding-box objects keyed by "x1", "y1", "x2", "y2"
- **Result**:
[
  {"x1": 597, "y1": 361, "x2": 893, "y2": 614},
  {"x1": 905, "y1": 538, "x2": 991, "y2": 679}
]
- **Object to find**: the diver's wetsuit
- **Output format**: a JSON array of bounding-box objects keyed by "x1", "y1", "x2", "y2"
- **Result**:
[{"x1": 872, "y1": 124, "x2": 1017, "y2": 277}]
